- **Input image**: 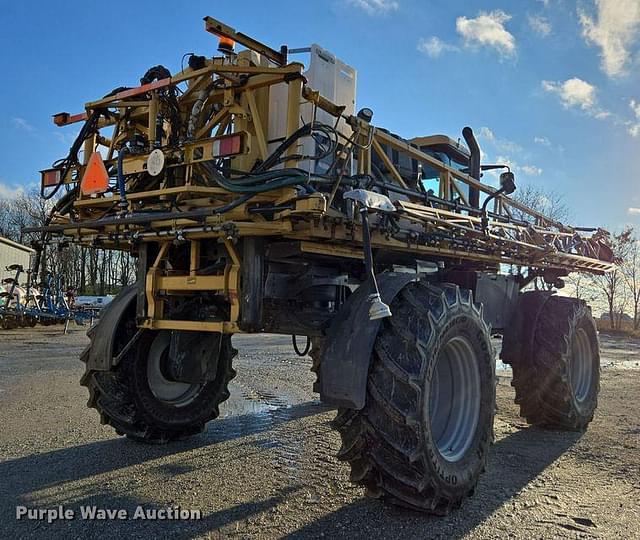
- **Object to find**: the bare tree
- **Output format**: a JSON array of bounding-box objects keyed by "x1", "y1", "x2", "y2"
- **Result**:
[
  {"x1": 590, "y1": 227, "x2": 633, "y2": 330},
  {"x1": 510, "y1": 183, "x2": 571, "y2": 290},
  {"x1": 0, "y1": 189, "x2": 135, "y2": 294},
  {"x1": 566, "y1": 272, "x2": 598, "y2": 303},
  {"x1": 622, "y1": 236, "x2": 640, "y2": 330},
  {"x1": 512, "y1": 183, "x2": 570, "y2": 224}
]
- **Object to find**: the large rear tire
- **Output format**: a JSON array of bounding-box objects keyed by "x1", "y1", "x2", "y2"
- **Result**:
[
  {"x1": 334, "y1": 282, "x2": 495, "y2": 513},
  {"x1": 81, "y1": 327, "x2": 237, "y2": 444},
  {"x1": 502, "y1": 293, "x2": 599, "y2": 431}
]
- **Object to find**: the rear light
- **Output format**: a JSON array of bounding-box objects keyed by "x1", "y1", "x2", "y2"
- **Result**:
[
  {"x1": 52, "y1": 111, "x2": 88, "y2": 126},
  {"x1": 212, "y1": 134, "x2": 243, "y2": 157},
  {"x1": 52, "y1": 112, "x2": 69, "y2": 126},
  {"x1": 41, "y1": 168, "x2": 61, "y2": 188}
]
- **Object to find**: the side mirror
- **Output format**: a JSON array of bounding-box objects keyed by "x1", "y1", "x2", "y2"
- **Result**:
[{"x1": 499, "y1": 171, "x2": 516, "y2": 195}]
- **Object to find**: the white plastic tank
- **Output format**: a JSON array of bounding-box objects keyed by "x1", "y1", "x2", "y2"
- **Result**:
[{"x1": 268, "y1": 44, "x2": 357, "y2": 173}]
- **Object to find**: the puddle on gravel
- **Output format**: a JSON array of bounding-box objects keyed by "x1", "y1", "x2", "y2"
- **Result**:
[{"x1": 219, "y1": 386, "x2": 295, "y2": 419}]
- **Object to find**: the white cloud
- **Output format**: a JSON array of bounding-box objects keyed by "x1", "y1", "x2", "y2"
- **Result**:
[
  {"x1": 456, "y1": 10, "x2": 516, "y2": 58},
  {"x1": 496, "y1": 156, "x2": 543, "y2": 177},
  {"x1": 528, "y1": 14, "x2": 551, "y2": 37},
  {"x1": 479, "y1": 129, "x2": 542, "y2": 177},
  {"x1": 53, "y1": 129, "x2": 79, "y2": 146},
  {"x1": 534, "y1": 136, "x2": 551, "y2": 146},
  {"x1": 11, "y1": 117, "x2": 35, "y2": 132},
  {"x1": 628, "y1": 207, "x2": 640, "y2": 215},
  {"x1": 541, "y1": 77, "x2": 610, "y2": 118},
  {"x1": 346, "y1": 0, "x2": 398, "y2": 15},
  {"x1": 629, "y1": 99, "x2": 640, "y2": 137},
  {"x1": 521, "y1": 164, "x2": 544, "y2": 176},
  {"x1": 478, "y1": 126, "x2": 522, "y2": 153},
  {"x1": 0, "y1": 180, "x2": 25, "y2": 199},
  {"x1": 579, "y1": 0, "x2": 640, "y2": 78},
  {"x1": 417, "y1": 36, "x2": 458, "y2": 58},
  {"x1": 479, "y1": 126, "x2": 495, "y2": 142}
]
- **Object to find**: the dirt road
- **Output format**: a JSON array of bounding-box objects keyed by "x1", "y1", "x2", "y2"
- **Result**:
[{"x1": 0, "y1": 327, "x2": 639, "y2": 539}]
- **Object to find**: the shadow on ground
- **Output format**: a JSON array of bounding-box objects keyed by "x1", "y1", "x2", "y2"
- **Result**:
[
  {"x1": 282, "y1": 426, "x2": 581, "y2": 540},
  {"x1": 0, "y1": 401, "x2": 325, "y2": 539},
  {"x1": 1, "y1": 401, "x2": 581, "y2": 539}
]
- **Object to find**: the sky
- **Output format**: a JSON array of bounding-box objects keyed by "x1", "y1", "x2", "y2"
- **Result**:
[{"x1": 0, "y1": 0, "x2": 638, "y2": 231}]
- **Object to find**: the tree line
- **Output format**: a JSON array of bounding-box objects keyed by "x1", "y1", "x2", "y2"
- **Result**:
[
  {"x1": 0, "y1": 189, "x2": 135, "y2": 295},
  {"x1": 512, "y1": 185, "x2": 639, "y2": 331}
]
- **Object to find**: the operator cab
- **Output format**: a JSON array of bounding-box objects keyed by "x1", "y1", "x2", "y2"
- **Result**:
[{"x1": 410, "y1": 135, "x2": 471, "y2": 197}]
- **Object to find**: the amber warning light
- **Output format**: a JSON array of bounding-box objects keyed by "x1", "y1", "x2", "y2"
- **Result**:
[{"x1": 217, "y1": 36, "x2": 235, "y2": 54}]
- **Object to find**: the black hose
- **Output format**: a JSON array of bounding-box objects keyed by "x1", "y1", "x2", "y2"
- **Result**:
[
  {"x1": 254, "y1": 122, "x2": 338, "y2": 173},
  {"x1": 201, "y1": 161, "x2": 312, "y2": 194},
  {"x1": 23, "y1": 194, "x2": 255, "y2": 233},
  {"x1": 292, "y1": 335, "x2": 311, "y2": 356},
  {"x1": 117, "y1": 146, "x2": 130, "y2": 210},
  {"x1": 43, "y1": 110, "x2": 102, "y2": 200}
]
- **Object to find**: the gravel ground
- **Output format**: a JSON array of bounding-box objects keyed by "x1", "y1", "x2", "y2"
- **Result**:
[{"x1": 0, "y1": 326, "x2": 639, "y2": 539}]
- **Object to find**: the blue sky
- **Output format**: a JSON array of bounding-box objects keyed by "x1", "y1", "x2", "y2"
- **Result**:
[{"x1": 0, "y1": 0, "x2": 638, "y2": 230}]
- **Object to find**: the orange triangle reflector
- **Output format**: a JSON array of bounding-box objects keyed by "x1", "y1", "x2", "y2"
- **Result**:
[{"x1": 80, "y1": 152, "x2": 109, "y2": 195}]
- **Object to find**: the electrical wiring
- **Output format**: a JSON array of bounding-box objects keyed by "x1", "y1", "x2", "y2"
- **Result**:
[
  {"x1": 254, "y1": 122, "x2": 339, "y2": 173},
  {"x1": 43, "y1": 110, "x2": 102, "y2": 200}
]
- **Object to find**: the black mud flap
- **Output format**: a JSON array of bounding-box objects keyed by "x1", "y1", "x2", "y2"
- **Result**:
[
  {"x1": 85, "y1": 283, "x2": 138, "y2": 371},
  {"x1": 168, "y1": 331, "x2": 223, "y2": 383},
  {"x1": 500, "y1": 290, "x2": 553, "y2": 367},
  {"x1": 319, "y1": 272, "x2": 416, "y2": 410}
]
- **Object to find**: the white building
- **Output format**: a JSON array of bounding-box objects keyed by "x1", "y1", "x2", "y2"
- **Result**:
[{"x1": 0, "y1": 236, "x2": 34, "y2": 282}]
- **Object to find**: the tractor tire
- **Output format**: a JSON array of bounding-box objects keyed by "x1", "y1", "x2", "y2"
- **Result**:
[
  {"x1": 334, "y1": 282, "x2": 495, "y2": 513},
  {"x1": 503, "y1": 294, "x2": 599, "y2": 431},
  {"x1": 80, "y1": 327, "x2": 237, "y2": 444}
]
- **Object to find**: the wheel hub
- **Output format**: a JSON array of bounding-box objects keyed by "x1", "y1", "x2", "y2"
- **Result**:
[
  {"x1": 428, "y1": 335, "x2": 481, "y2": 463},
  {"x1": 146, "y1": 332, "x2": 201, "y2": 406},
  {"x1": 571, "y1": 328, "x2": 594, "y2": 403}
]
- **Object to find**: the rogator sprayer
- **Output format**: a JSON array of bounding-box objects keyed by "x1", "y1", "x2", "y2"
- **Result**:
[{"x1": 27, "y1": 17, "x2": 615, "y2": 513}]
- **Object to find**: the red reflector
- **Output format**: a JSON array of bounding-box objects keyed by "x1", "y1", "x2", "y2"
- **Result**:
[
  {"x1": 41, "y1": 168, "x2": 61, "y2": 188},
  {"x1": 213, "y1": 135, "x2": 242, "y2": 157}
]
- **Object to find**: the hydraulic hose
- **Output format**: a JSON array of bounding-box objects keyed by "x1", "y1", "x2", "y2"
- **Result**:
[
  {"x1": 23, "y1": 193, "x2": 255, "y2": 233},
  {"x1": 117, "y1": 147, "x2": 130, "y2": 212}
]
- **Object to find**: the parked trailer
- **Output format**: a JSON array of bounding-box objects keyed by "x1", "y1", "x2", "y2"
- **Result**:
[{"x1": 0, "y1": 267, "x2": 95, "y2": 329}]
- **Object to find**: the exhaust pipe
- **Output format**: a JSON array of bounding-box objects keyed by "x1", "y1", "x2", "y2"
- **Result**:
[{"x1": 462, "y1": 126, "x2": 481, "y2": 208}]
